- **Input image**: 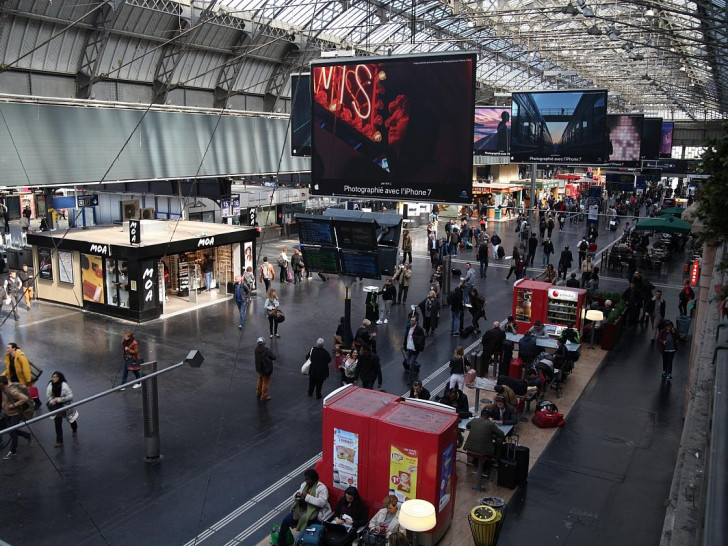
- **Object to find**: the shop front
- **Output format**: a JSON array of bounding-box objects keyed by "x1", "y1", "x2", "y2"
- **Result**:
[{"x1": 27, "y1": 220, "x2": 256, "y2": 322}]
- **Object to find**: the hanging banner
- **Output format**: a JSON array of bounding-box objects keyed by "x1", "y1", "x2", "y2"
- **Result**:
[
  {"x1": 389, "y1": 445, "x2": 418, "y2": 503},
  {"x1": 333, "y1": 428, "x2": 359, "y2": 490}
]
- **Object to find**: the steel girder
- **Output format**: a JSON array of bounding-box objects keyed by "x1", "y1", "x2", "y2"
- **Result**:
[{"x1": 76, "y1": 1, "x2": 122, "y2": 99}]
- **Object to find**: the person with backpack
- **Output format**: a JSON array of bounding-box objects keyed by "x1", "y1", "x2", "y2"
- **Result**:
[
  {"x1": 46, "y1": 371, "x2": 78, "y2": 448},
  {"x1": 259, "y1": 257, "x2": 275, "y2": 291},
  {"x1": 0, "y1": 375, "x2": 33, "y2": 459},
  {"x1": 490, "y1": 231, "x2": 502, "y2": 259},
  {"x1": 277, "y1": 248, "x2": 290, "y2": 284}
]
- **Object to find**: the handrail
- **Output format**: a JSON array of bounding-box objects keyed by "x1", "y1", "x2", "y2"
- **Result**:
[{"x1": 703, "y1": 342, "x2": 728, "y2": 546}]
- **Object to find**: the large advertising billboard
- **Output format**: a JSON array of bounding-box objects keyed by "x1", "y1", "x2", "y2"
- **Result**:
[
  {"x1": 510, "y1": 89, "x2": 608, "y2": 164},
  {"x1": 290, "y1": 73, "x2": 311, "y2": 157},
  {"x1": 310, "y1": 52, "x2": 476, "y2": 204},
  {"x1": 641, "y1": 118, "x2": 663, "y2": 160},
  {"x1": 605, "y1": 114, "x2": 644, "y2": 168},
  {"x1": 474, "y1": 106, "x2": 510, "y2": 156}
]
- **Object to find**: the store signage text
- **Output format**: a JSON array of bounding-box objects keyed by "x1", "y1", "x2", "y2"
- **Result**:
[
  {"x1": 142, "y1": 267, "x2": 155, "y2": 302},
  {"x1": 690, "y1": 260, "x2": 700, "y2": 287},
  {"x1": 129, "y1": 219, "x2": 140, "y2": 245},
  {"x1": 550, "y1": 289, "x2": 579, "y2": 302},
  {"x1": 198, "y1": 237, "x2": 215, "y2": 247},
  {"x1": 89, "y1": 243, "x2": 109, "y2": 255}
]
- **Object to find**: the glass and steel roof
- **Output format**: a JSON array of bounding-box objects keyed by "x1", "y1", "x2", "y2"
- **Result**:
[{"x1": 218, "y1": 0, "x2": 727, "y2": 120}]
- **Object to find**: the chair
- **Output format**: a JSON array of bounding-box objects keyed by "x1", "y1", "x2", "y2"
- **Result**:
[{"x1": 466, "y1": 451, "x2": 494, "y2": 492}]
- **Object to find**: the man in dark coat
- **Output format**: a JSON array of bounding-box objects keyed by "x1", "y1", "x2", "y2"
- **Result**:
[
  {"x1": 480, "y1": 322, "x2": 506, "y2": 377},
  {"x1": 357, "y1": 346, "x2": 382, "y2": 390},
  {"x1": 464, "y1": 417, "x2": 506, "y2": 459},
  {"x1": 518, "y1": 330, "x2": 538, "y2": 365},
  {"x1": 418, "y1": 290, "x2": 441, "y2": 336},
  {"x1": 307, "y1": 338, "x2": 331, "y2": 399},
  {"x1": 254, "y1": 337, "x2": 276, "y2": 400},
  {"x1": 439, "y1": 386, "x2": 471, "y2": 419},
  {"x1": 482, "y1": 396, "x2": 517, "y2": 426},
  {"x1": 623, "y1": 282, "x2": 644, "y2": 326},
  {"x1": 527, "y1": 233, "x2": 538, "y2": 266},
  {"x1": 408, "y1": 380, "x2": 430, "y2": 400},
  {"x1": 403, "y1": 314, "x2": 426, "y2": 386},
  {"x1": 558, "y1": 245, "x2": 573, "y2": 279},
  {"x1": 448, "y1": 283, "x2": 464, "y2": 335}
]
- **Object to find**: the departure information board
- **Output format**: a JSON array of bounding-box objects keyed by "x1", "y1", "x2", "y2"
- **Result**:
[
  {"x1": 339, "y1": 249, "x2": 380, "y2": 279},
  {"x1": 297, "y1": 216, "x2": 336, "y2": 246},
  {"x1": 301, "y1": 245, "x2": 339, "y2": 274}
]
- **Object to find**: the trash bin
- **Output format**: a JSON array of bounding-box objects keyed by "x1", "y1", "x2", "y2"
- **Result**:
[
  {"x1": 676, "y1": 315, "x2": 692, "y2": 341},
  {"x1": 494, "y1": 208, "x2": 502, "y2": 220},
  {"x1": 468, "y1": 505, "x2": 501, "y2": 546},
  {"x1": 480, "y1": 497, "x2": 507, "y2": 544},
  {"x1": 487, "y1": 206, "x2": 495, "y2": 219}
]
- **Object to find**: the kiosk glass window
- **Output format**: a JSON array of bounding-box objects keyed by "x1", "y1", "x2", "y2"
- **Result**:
[
  {"x1": 81, "y1": 254, "x2": 105, "y2": 304},
  {"x1": 105, "y1": 259, "x2": 130, "y2": 308},
  {"x1": 515, "y1": 287, "x2": 533, "y2": 322},
  {"x1": 547, "y1": 290, "x2": 578, "y2": 326}
]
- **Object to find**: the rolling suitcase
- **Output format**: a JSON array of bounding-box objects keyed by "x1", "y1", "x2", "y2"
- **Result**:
[
  {"x1": 509, "y1": 358, "x2": 524, "y2": 380},
  {"x1": 295, "y1": 523, "x2": 325, "y2": 546},
  {"x1": 497, "y1": 442, "x2": 519, "y2": 490},
  {"x1": 514, "y1": 445, "x2": 530, "y2": 486}
]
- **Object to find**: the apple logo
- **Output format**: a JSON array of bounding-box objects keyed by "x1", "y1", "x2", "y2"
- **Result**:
[{"x1": 314, "y1": 184, "x2": 319, "y2": 190}]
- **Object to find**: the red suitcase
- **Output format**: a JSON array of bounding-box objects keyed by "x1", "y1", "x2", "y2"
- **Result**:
[
  {"x1": 509, "y1": 358, "x2": 524, "y2": 380},
  {"x1": 532, "y1": 410, "x2": 565, "y2": 428}
]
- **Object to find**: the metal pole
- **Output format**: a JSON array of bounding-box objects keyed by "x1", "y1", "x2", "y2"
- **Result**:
[
  {"x1": 344, "y1": 284, "x2": 353, "y2": 348},
  {"x1": 141, "y1": 360, "x2": 161, "y2": 461},
  {"x1": 530, "y1": 163, "x2": 538, "y2": 226},
  {"x1": 0, "y1": 360, "x2": 186, "y2": 435}
]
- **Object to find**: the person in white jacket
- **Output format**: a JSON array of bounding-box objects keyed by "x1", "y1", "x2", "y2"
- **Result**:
[
  {"x1": 46, "y1": 371, "x2": 77, "y2": 448},
  {"x1": 275, "y1": 468, "x2": 331, "y2": 546}
]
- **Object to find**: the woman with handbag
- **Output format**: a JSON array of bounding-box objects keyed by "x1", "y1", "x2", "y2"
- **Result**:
[
  {"x1": 448, "y1": 345, "x2": 470, "y2": 391},
  {"x1": 120, "y1": 331, "x2": 141, "y2": 389},
  {"x1": 342, "y1": 349, "x2": 359, "y2": 385},
  {"x1": 264, "y1": 288, "x2": 281, "y2": 338},
  {"x1": 46, "y1": 371, "x2": 77, "y2": 447},
  {"x1": 307, "y1": 338, "x2": 331, "y2": 399}
]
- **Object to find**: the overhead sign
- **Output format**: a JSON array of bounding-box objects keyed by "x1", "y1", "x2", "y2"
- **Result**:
[
  {"x1": 129, "y1": 219, "x2": 140, "y2": 245},
  {"x1": 550, "y1": 289, "x2": 579, "y2": 302},
  {"x1": 87, "y1": 243, "x2": 109, "y2": 256},
  {"x1": 76, "y1": 194, "x2": 99, "y2": 208}
]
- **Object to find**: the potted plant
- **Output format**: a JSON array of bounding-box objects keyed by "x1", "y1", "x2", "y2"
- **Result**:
[{"x1": 601, "y1": 301, "x2": 627, "y2": 350}]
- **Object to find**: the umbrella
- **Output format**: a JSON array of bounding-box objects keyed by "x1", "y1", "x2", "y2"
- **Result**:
[
  {"x1": 659, "y1": 206, "x2": 687, "y2": 217},
  {"x1": 633, "y1": 215, "x2": 692, "y2": 234}
]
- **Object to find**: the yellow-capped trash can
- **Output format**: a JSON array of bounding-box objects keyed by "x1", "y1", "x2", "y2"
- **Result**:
[{"x1": 468, "y1": 505, "x2": 501, "y2": 546}]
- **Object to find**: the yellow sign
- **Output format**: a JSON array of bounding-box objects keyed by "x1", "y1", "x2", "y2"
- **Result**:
[{"x1": 389, "y1": 445, "x2": 418, "y2": 502}]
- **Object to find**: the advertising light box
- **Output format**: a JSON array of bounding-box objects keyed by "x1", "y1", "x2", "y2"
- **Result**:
[
  {"x1": 510, "y1": 89, "x2": 608, "y2": 165},
  {"x1": 311, "y1": 51, "x2": 476, "y2": 204}
]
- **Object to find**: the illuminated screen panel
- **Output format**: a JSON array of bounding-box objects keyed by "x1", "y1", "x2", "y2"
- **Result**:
[
  {"x1": 660, "y1": 122, "x2": 674, "y2": 158},
  {"x1": 338, "y1": 249, "x2": 380, "y2": 280},
  {"x1": 301, "y1": 245, "x2": 339, "y2": 274},
  {"x1": 333, "y1": 219, "x2": 377, "y2": 250},
  {"x1": 641, "y1": 118, "x2": 662, "y2": 160},
  {"x1": 310, "y1": 51, "x2": 476, "y2": 204},
  {"x1": 291, "y1": 73, "x2": 312, "y2": 157},
  {"x1": 297, "y1": 215, "x2": 335, "y2": 246},
  {"x1": 474, "y1": 106, "x2": 510, "y2": 156},
  {"x1": 605, "y1": 114, "x2": 643, "y2": 168},
  {"x1": 510, "y1": 89, "x2": 608, "y2": 164}
]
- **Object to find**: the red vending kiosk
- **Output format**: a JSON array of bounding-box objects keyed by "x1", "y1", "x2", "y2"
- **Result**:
[
  {"x1": 320, "y1": 387, "x2": 459, "y2": 546},
  {"x1": 320, "y1": 386, "x2": 401, "y2": 503},
  {"x1": 372, "y1": 399, "x2": 459, "y2": 546},
  {"x1": 512, "y1": 279, "x2": 587, "y2": 333}
]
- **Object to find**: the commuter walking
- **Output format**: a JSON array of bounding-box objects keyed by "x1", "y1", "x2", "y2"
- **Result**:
[
  {"x1": 4, "y1": 271, "x2": 22, "y2": 321},
  {"x1": 120, "y1": 332, "x2": 142, "y2": 389},
  {"x1": 46, "y1": 371, "x2": 78, "y2": 448},
  {"x1": 264, "y1": 288, "x2": 281, "y2": 338},
  {"x1": 234, "y1": 275, "x2": 251, "y2": 329},
  {"x1": 0, "y1": 376, "x2": 32, "y2": 459},
  {"x1": 254, "y1": 337, "x2": 275, "y2": 400},
  {"x1": 18, "y1": 264, "x2": 33, "y2": 311},
  {"x1": 307, "y1": 338, "x2": 331, "y2": 399},
  {"x1": 259, "y1": 257, "x2": 275, "y2": 291}
]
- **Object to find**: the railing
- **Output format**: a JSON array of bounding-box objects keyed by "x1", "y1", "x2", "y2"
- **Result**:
[{"x1": 703, "y1": 326, "x2": 728, "y2": 545}]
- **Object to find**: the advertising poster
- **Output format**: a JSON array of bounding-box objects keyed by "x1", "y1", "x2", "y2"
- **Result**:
[
  {"x1": 37, "y1": 247, "x2": 53, "y2": 281},
  {"x1": 81, "y1": 253, "x2": 105, "y2": 303},
  {"x1": 333, "y1": 428, "x2": 359, "y2": 490},
  {"x1": 57, "y1": 250, "x2": 73, "y2": 284},
  {"x1": 439, "y1": 444, "x2": 454, "y2": 512},
  {"x1": 389, "y1": 445, "x2": 418, "y2": 502},
  {"x1": 243, "y1": 241, "x2": 255, "y2": 289}
]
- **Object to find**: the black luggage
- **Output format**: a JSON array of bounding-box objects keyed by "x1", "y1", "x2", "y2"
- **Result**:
[
  {"x1": 497, "y1": 458, "x2": 519, "y2": 490},
  {"x1": 514, "y1": 445, "x2": 530, "y2": 485},
  {"x1": 497, "y1": 246, "x2": 505, "y2": 259},
  {"x1": 318, "y1": 272, "x2": 329, "y2": 282},
  {"x1": 460, "y1": 325, "x2": 475, "y2": 338}
]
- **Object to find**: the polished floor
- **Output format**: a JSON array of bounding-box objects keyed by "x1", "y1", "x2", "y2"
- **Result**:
[{"x1": 0, "y1": 213, "x2": 688, "y2": 546}]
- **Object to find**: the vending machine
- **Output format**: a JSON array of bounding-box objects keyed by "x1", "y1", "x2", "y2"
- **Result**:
[
  {"x1": 512, "y1": 279, "x2": 587, "y2": 333},
  {"x1": 319, "y1": 387, "x2": 459, "y2": 545}
]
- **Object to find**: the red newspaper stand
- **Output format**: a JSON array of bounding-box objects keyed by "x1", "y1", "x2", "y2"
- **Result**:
[
  {"x1": 319, "y1": 386, "x2": 459, "y2": 545},
  {"x1": 512, "y1": 279, "x2": 588, "y2": 334}
]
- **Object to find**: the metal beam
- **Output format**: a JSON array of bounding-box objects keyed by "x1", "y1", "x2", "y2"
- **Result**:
[{"x1": 76, "y1": 0, "x2": 121, "y2": 99}]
